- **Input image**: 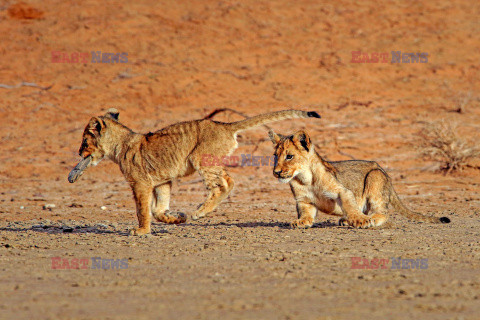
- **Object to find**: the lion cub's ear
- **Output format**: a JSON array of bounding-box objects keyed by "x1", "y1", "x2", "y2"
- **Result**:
[
  {"x1": 292, "y1": 130, "x2": 312, "y2": 152},
  {"x1": 268, "y1": 130, "x2": 281, "y2": 144},
  {"x1": 105, "y1": 108, "x2": 119, "y2": 121},
  {"x1": 87, "y1": 117, "x2": 105, "y2": 137}
]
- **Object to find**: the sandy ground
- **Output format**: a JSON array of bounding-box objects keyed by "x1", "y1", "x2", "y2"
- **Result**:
[{"x1": 0, "y1": 0, "x2": 479, "y2": 319}]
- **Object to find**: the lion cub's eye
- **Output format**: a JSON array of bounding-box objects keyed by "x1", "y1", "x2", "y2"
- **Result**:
[{"x1": 286, "y1": 154, "x2": 294, "y2": 160}]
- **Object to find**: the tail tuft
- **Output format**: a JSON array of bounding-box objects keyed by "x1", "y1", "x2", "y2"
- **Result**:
[
  {"x1": 439, "y1": 217, "x2": 451, "y2": 223},
  {"x1": 307, "y1": 111, "x2": 321, "y2": 118}
]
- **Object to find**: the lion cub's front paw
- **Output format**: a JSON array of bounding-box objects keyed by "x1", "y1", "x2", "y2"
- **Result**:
[
  {"x1": 129, "y1": 227, "x2": 151, "y2": 236},
  {"x1": 290, "y1": 218, "x2": 314, "y2": 229}
]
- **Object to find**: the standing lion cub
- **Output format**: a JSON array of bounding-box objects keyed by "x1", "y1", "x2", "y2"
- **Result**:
[
  {"x1": 68, "y1": 108, "x2": 320, "y2": 235},
  {"x1": 268, "y1": 130, "x2": 451, "y2": 228}
]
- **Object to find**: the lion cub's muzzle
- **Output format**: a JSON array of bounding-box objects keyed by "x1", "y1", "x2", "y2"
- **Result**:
[
  {"x1": 273, "y1": 170, "x2": 290, "y2": 179},
  {"x1": 273, "y1": 169, "x2": 282, "y2": 178},
  {"x1": 68, "y1": 156, "x2": 92, "y2": 183}
]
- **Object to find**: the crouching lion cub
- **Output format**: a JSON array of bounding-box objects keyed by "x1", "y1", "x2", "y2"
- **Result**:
[
  {"x1": 268, "y1": 130, "x2": 451, "y2": 228},
  {"x1": 68, "y1": 108, "x2": 320, "y2": 235}
]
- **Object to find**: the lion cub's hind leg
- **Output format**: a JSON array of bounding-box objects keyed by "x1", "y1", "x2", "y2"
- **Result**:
[
  {"x1": 152, "y1": 182, "x2": 186, "y2": 224},
  {"x1": 191, "y1": 166, "x2": 234, "y2": 220},
  {"x1": 361, "y1": 169, "x2": 388, "y2": 227},
  {"x1": 338, "y1": 170, "x2": 387, "y2": 228}
]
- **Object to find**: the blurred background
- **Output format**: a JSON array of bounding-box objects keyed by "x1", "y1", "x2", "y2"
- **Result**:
[{"x1": 1, "y1": 0, "x2": 479, "y2": 220}]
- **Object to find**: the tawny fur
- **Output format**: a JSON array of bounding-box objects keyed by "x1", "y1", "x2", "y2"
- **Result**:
[
  {"x1": 71, "y1": 109, "x2": 320, "y2": 235},
  {"x1": 268, "y1": 130, "x2": 451, "y2": 229}
]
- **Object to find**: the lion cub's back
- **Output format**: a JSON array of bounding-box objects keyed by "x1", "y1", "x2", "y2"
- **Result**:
[
  {"x1": 329, "y1": 160, "x2": 384, "y2": 196},
  {"x1": 147, "y1": 119, "x2": 235, "y2": 163}
]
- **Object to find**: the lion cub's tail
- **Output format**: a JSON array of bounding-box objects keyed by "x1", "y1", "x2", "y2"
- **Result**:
[
  {"x1": 227, "y1": 110, "x2": 320, "y2": 133},
  {"x1": 391, "y1": 191, "x2": 451, "y2": 224}
]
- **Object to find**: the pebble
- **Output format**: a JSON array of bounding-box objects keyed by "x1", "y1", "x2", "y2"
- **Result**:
[
  {"x1": 43, "y1": 204, "x2": 56, "y2": 210},
  {"x1": 100, "y1": 206, "x2": 107, "y2": 210}
]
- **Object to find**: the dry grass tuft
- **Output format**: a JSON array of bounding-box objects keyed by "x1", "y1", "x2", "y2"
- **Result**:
[{"x1": 419, "y1": 120, "x2": 479, "y2": 174}]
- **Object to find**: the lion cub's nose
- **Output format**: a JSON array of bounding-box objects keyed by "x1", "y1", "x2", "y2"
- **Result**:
[{"x1": 273, "y1": 170, "x2": 282, "y2": 177}]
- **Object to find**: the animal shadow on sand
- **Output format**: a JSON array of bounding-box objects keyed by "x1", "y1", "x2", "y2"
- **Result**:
[
  {"x1": 196, "y1": 220, "x2": 340, "y2": 229},
  {"x1": 0, "y1": 223, "x2": 136, "y2": 236}
]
